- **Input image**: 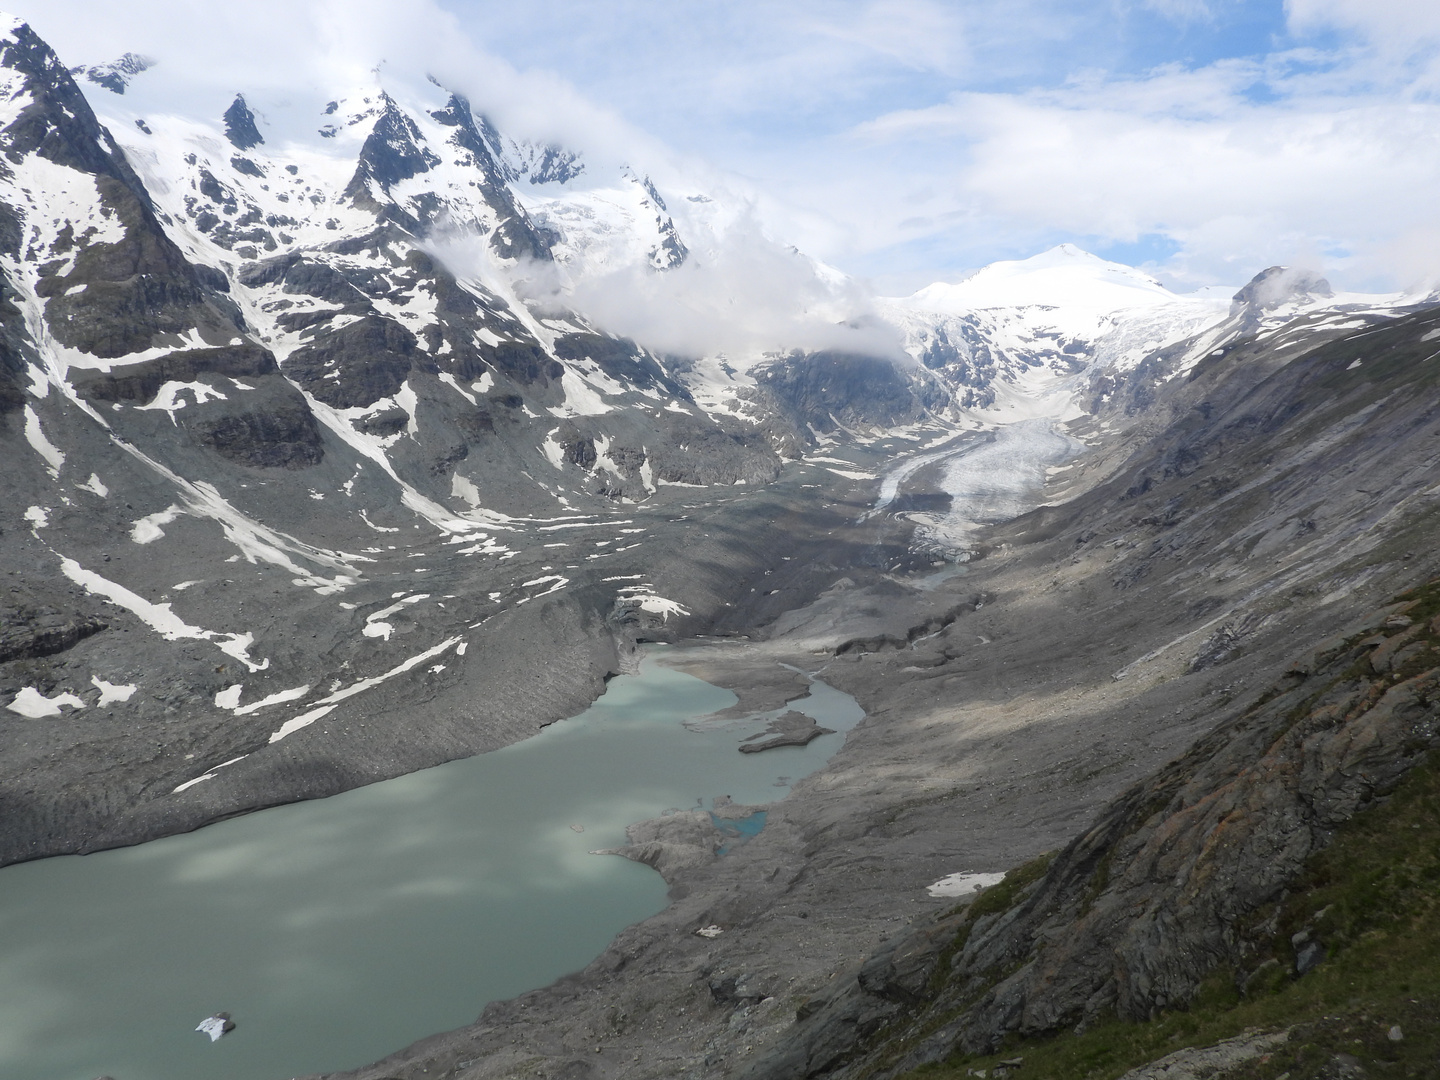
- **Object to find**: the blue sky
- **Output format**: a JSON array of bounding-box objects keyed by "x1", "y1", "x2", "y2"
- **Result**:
[
  {"x1": 427, "y1": 0, "x2": 1440, "y2": 292},
  {"x1": 16, "y1": 0, "x2": 1440, "y2": 293},
  {"x1": 442, "y1": 1, "x2": 1293, "y2": 135}
]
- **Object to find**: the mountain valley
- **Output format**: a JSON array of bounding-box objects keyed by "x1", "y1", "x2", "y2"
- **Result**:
[{"x1": 1, "y1": 12, "x2": 1439, "y2": 1080}]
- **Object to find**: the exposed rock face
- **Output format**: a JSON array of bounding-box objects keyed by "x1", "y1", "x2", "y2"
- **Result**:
[
  {"x1": 0, "y1": 274, "x2": 29, "y2": 412},
  {"x1": 69, "y1": 343, "x2": 325, "y2": 467},
  {"x1": 426, "y1": 92, "x2": 552, "y2": 259},
  {"x1": 0, "y1": 27, "x2": 237, "y2": 352},
  {"x1": 631, "y1": 171, "x2": 688, "y2": 269},
  {"x1": 914, "y1": 323, "x2": 999, "y2": 409},
  {"x1": 755, "y1": 351, "x2": 949, "y2": 439},
  {"x1": 345, "y1": 94, "x2": 442, "y2": 206},
  {"x1": 222, "y1": 93, "x2": 263, "y2": 150},
  {"x1": 70, "y1": 52, "x2": 153, "y2": 95},
  {"x1": 70, "y1": 342, "x2": 282, "y2": 403},
  {"x1": 600, "y1": 810, "x2": 729, "y2": 878},
  {"x1": 4, "y1": 17, "x2": 1440, "y2": 1080},
  {"x1": 929, "y1": 607, "x2": 1436, "y2": 1052},
  {"x1": 1115, "y1": 1030, "x2": 1292, "y2": 1080},
  {"x1": 739, "y1": 712, "x2": 835, "y2": 753},
  {"x1": 0, "y1": 14, "x2": 828, "y2": 875},
  {"x1": 0, "y1": 600, "x2": 106, "y2": 662},
  {"x1": 285, "y1": 313, "x2": 421, "y2": 408},
  {"x1": 1231, "y1": 265, "x2": 1333, "y2": 318}
]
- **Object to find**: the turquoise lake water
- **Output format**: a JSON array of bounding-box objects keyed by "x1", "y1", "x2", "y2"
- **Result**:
[{"x1": 0, "y1": 651, "x2": 862, "y2": 1080}]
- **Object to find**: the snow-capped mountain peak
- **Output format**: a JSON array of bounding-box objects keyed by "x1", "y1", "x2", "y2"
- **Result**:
[
  {"x1": 904, "y1": 244, "x2": 1179, "y2": 315},
  {"x1": 69, "y1": 52, "x2": 154, "y2": 96},
  {"x1": 880, "y1": 246, "x2": 1229, "y2": 407}
]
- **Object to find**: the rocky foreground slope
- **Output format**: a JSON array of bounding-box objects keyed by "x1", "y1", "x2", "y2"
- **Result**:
[{"x1": 745, "y1": 584, "x2": 1440, "y2": 1078}]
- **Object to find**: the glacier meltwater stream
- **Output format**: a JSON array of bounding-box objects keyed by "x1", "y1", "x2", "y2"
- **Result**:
[{"x1": 0, "y1": 652, "x2": 862, "y2": 1080}]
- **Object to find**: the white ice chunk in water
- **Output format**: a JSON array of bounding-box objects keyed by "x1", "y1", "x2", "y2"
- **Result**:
[
  {"x1": 194, "y1": 1013, "x2": 235, "y2": 1041},
  {"x1": 926, "y1": 872, "x2": 1007, "y2": 898}
]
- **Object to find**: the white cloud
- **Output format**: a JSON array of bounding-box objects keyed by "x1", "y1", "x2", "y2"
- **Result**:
[
  {"x1": 801, "y1": 0, "x2": 971, "y2": 77},
  {"x1": 1287, "y1": 0, "x2": 1440, "y2": 49},
  {"x1": 464, "y1": 210, "x2": 904, "y2": 363},
  {"x1": 843, "y1": 43, "x2": 1440, "y2": 290},
  {"x1": 9, "y1": 0, "x2": 662, "y2": 169},
  {"x1": 1134, "y1": 0, "x2": 1220, "y2": 22},
  {"x1": 10, "y1": 0, "x2": 1440, "y2": 295}
]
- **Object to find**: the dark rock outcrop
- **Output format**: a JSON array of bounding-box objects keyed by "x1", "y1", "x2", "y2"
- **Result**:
[
  {"x1": 70, "y1": 52, "x2": 154, "y2": 95},
  {"x1": 223, "y1": 93, "x2": 263, "y2": 150},
  {"x1": 427, "y1": 92, "x2": 551, "y2": 260},
  {"x1": 739, "y1": 712, "x2": 835, "y2": 753},
  {"x1": 284, "y1": 314, "x2": 421, "y2": 408},
  {"x1": 70, "y1": 343, "x2": 280, "y2": 403},
  {"x1": 0, "y1": 603, "x2": 107, "y2": 663},
  {"x1": 188, "y1": 378, "x2": 325, "y2": 468},
  {"x1": 0, "y1": 23, "x2": 241, "y2": 357},
  {"x1": 755, "y1": 351, "x2": 948, "y2": 439}
]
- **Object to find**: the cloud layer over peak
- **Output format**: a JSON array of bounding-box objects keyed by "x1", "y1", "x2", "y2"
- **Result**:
[{"x1": 10, "y1": 0, "x2": 1440, "y2": 297}]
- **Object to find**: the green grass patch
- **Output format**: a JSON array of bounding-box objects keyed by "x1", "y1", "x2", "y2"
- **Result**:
[{"x1": 902, "y1": 750, "x2": 1440, "y2": 1080}]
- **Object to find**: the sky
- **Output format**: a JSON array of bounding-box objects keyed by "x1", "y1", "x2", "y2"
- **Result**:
[{"x1": 14, "y1": 0, "x2": 1440, "y2": 294}]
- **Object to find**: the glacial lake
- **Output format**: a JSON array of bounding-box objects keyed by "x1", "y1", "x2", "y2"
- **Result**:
[{"x1": 0, "y1": 650, "x2": 862, "y2": 1080}]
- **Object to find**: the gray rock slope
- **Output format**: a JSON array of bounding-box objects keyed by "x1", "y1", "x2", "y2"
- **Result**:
[{"x1": 745, "y1": 591, "x2": 1440, "y2": 1078}]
